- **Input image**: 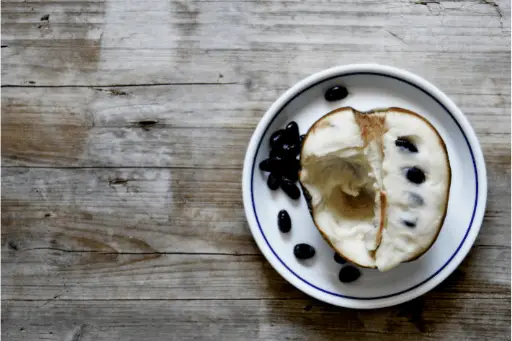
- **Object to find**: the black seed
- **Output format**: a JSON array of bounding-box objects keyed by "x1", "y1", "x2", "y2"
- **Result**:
[
  {"x1": 278, "y1": 210, "x2": 291, "y2": 233},
  {"x1": 406, "y1": 167, "x2": 426, "y2": 184},
  {"x1": 267, "y1": 173, "x2": 281, "y2": 190},
  {"x1": 259, "y1": 156, "x2": 283, "y2": 173},
  {"x1": 259, "y1": 158, "x2": 272, "y2": 172},
  {"x1": 334, "y1": 253, "x2": 346, "y2": 264},
  {"x1": 281, "y1": 179, "x2": 301, "y2": 199},
  {"x1": 324, "y1": 85, "x2": 348, "y2": 102},
  {"x1": 269, "y1": 147, "x2": 282, "y2": 158},
  {"x1": 282, "y1": 169, "x2": 298, "y2": 183},
  {"x1": 395, "y1": 138, "x2": 418, "y2": 153},
  {"x1": 299, "y1": 134, "x2": 306, "y2": 147},
  {"x1": 266, "y1": 156, "x2": 299, "y2": 182},
  {"x1": 289, "y1": 157, "x2": 300, "y2": 170},
  {"x1": 285, "y1": 121, "x2": 300, "y2": 142},
  {"x1": 409, "y1": 192, "x2": 424, "y2": 207},
  {"x1": 270, "y1": 129, "x2": 285, "y2": 149},
  {"x1": 338, "y1": 265, "x2": 361, "y2": 283},
  {"x1": 402, "y1": 220, "x2": 416, "y2": 228},
  {"x1": 280, "y1": 143, "x2": 300, "y2": 158},
  {"x1": 280, "y1": 157, "x2": 299, "y2": 182},
  {"x1": 294, "y1": 243, "x2": 315, "y2": 259}
]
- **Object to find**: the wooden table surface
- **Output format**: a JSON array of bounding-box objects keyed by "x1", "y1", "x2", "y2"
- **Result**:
[{"x1": 2, "y1": 0, "x2": 511, "y2": 340}]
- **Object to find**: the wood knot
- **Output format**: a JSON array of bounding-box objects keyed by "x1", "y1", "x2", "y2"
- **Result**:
[
  {"x1": 138, "y1": 120, "x2": 158, "y2": 130},
  {"x1": 40, "y1": 14, "x2": 50, "y2": 21},
  {"x1": 94, "y1": 88, "x2": 128, "y2": 96},
  {"x1": 108, "y1": 178, "x2": 129, "y2": 186},
  {"x1": 108, "y1": 89, "x2": 128, "y2": 96},
  {"x1": 8, "y1": 241, "x2": 19, "y2": 250},
  {"x1": 244, "y1": 78, "x2": 253, "y2": 90}
]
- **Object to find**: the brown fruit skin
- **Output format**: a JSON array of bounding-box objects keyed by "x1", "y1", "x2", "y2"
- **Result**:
[{"x1": 298, "y1": 106, "x2": 452, "y2": 269}]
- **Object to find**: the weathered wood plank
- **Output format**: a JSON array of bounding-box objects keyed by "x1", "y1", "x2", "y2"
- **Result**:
[
  {"x1": 1, "y1": 168, "x2": 252, "y2": 254},
  {"x1": 1, "y1": 0, "x2": 510, "y2": 86},
  {"x1": 1, "y1": 0, "x2": 510, "y2": 339},
  {"x1": 1, "y1": 118, "x2": 509, "y2": 168},
  {"x1": 2, "y1": 168, "x2": 509, "y2": 255},
  {"x1": 1, "y1": 84, "x2": 260, "y2": 128},
  {"x1": 2, "y1": 294, "x2": 510, "y2": 341},
  {"x1": 2, "y1": 49, "x2": 510, "y2": 91},
  {"x1": 2, "y1": 86, "x2": 510, "y2": 128},
  {"x1": 1, "y1": 125, "x2": 251, "y2": 167},
  {"x1": 1, "y1": 245, "x2": 509, "y2": 300}
]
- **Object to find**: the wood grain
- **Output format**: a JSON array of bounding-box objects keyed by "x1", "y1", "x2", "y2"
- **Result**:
[
  {"x1": 1, "y1": 0, "x2": 510, "y2": 87},
  {"x1": 1, "y1": 246, "x2": 509, "y2": 300},
  {"x1": 2, "y1": 0, "x2": 510, "y2": 339},
  {"x1": 1, "y1": 168, "x2": 509, "y2": 254},
  {"x1": 2, "y1": 168, "x2": 252, "y2": 254},
  {"x1": 1, "y1": 113, "x2": 509, "y2": 168},
  {"x1": 2, "y1": 294, "x2": 510, "y2": 341},
  {"x1": 2, "y1": 86, "x2": 510, "y2": 128},
  {"x1": 2, "y1": 124, "x2": 251, "y2": 167}
]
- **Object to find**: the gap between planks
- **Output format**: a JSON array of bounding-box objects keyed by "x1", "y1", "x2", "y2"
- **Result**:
[
  {"x1": 3, "y1": 294, "x2": 508, "y2": 302},
  {"x1": 12, "y1": 245, "x2": 510, "y2": 254},
  {"x1": 0, "y1": 84, "x2": 507, "y2": 96},
  {"x1": 1, "y1": 166, "x2": 244, "y2": 170},
  {"x1": 0, "y1": 298, "x2": 303, "y2": 302},
  {"x1": 1, "y1": 82, "x2": 238, "y2": 88},
  {"x1": 12, "y1": 247, "x2": 262, "y2": 256}
]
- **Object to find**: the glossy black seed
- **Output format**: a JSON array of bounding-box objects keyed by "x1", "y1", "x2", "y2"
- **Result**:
[
  {"x1": 338, "y1": 265, "x2": 361, "y2": 283},
  {"x1": 270, "y1": 129, "x2": 286, "y2": 149},
  {"x1": 409, "y1": 192, "x2": 424, "y2": 207},
  {"x1": 272, "y1": 142, "x2": 299, "y2": 159},
  {"x1": 406, "y1": 167, "x2": 426, "y2": 184},
  {"x1": 294, "y1": 243, "x2": 316, "y2": 259},
  {"x1": 269, "y1": 147, "x2": 282, "y2": 158},
  {"x1": 282, "y1": 170, "x2": 298, "y2": 183},
  {"x1": 259, "y1": 158, "x2": 272, "y2": 172},
  {"x1": 285, "y1": 143, "x2": 301, "y2": 157},
  {"x1": 267, "y1": 156, "x2": 299, "y2": 183},
  {"x1": 334, "y1": 253, "x2": 346, "y2": 264},
  {"x1": 324, "y1": 85, "x2": 349, "y2": 102},
  {"x1": 402, "y1": 220, "x2": 416, "y2": 228},
  {"x1": 299, "y1": 134, "x2": 306, "y2": 147},
  {"x1": 277, "y1": 210, "x2": 292, "y2": 233},
  {"x1": 267, "y1": 173, "x2": 281, "y2": 190},
  {"x1": 280, "y1": 158, "x2": 299, "y2": 182},
  {"x1": 285, "y1": 121, "x2": 300, "y2": 142},
  {"x1": 395, "y1": 138, "x2": 418, "y2": 153},
  {"x1": 281, "y1": 179, "x2": 301, "y2": 199},
  {"x1": 259, "y1": 156, "x2": 283, "y2": 173},
  {"x1": 289, "y1": 157, "x2": 300, "y2": 170}
]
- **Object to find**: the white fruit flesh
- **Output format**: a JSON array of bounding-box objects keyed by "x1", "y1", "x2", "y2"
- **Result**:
[
  {"x1": 376, "y1": 110, "x2": 451, "y2": 271},
  {"x1": 300, "y1": 107, "x2": 450, "y2": 271},
  {"x1": 300, "y1": 108, "x2": 378, "y2": 267}
]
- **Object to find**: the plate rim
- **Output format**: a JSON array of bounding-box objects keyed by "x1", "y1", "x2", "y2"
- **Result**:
[{"x1": 242, "y1": 64, "x2": 488, "y2": 309}]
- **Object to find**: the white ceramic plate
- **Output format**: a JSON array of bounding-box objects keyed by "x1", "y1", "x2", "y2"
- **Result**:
[{"x1": 242, "y1": 64, "x2": 487, "y2": 309}]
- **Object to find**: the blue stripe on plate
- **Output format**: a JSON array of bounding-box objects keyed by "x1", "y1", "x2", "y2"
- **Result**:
[{"x1": 250, "y1": 72, "x2": 479, "y2": 300}]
